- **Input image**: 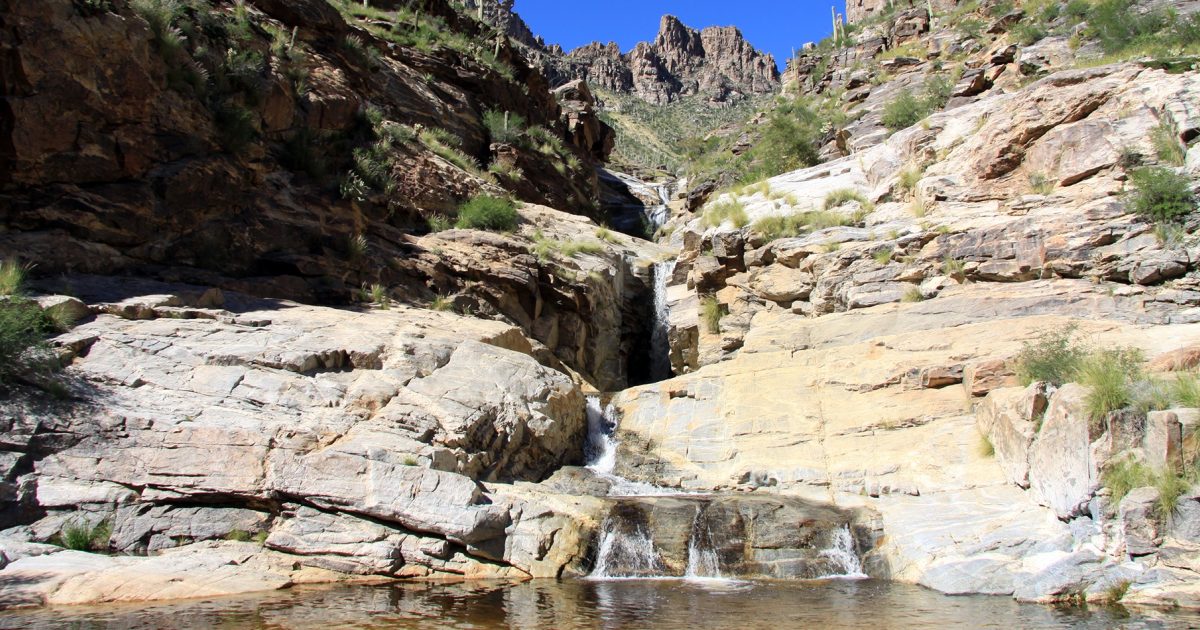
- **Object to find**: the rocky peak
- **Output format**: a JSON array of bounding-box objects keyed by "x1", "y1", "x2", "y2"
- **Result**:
[{"x1": 556, "y1": 14, "x2": 779, "y2": 105}]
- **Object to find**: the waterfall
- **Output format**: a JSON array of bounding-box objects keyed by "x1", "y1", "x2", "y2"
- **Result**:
[
  {"x1": 644, "y1": 183, "x2": 672, "y2": 233},
  {"x1": 649, "y1": 260, "x2": 676, "y2": 382},
  {"x1": 591, "y1": 518, "x2": 665, "y2": 579},
  {"x1": 817, "y1": 525, "x2": 866, "y2": 579},
  {"x1": 585, "y1": 395, "x2": 618, "y2": 475},
  {"x1": 684, "y1": 507, "x2": 722, "y2": 580}
]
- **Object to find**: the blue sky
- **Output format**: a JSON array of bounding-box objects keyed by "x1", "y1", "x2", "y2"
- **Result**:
[{"x1": 514, "y1": 1, "x2": 847, "y2": 70}]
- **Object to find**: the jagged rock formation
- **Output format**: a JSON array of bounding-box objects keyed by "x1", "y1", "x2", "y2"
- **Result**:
[
  {"x1": 846, "y1": 0, "x2": 961, "y2": 24},
  {"x1": 0, "y1": 203, "x2": 672, "y2": 606},
  {"x1": 0, "y1": 0, "x2": 610, "y2": 302},
  {"x1": 557, "y1": 16, "x2": 780, "y2": 105}
]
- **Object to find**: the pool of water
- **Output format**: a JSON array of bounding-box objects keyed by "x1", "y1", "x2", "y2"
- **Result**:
[{"x1": 2, "y1": 578, "x2": 1198, "y2": 629}]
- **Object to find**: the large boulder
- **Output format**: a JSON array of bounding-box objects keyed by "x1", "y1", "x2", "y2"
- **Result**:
[{"x1": 1028, "y1": 384, "x2": 1100, "y2": 519}]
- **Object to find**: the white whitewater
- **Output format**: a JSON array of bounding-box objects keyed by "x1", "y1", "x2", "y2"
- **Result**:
[
  {"x1": 684, "y1": 507, "x2": 723, "y2": 581},
  {"x1": 585, "y1": 395, "x2": 618, "y2": 475},
  {"x1": 649, "y1": 260, "x2": 676, "y2": 382},
  {"x1": 583, "y1": 396, "x2": 688, "y2": 497},
  {"x1": 591, "y1": 518, "x2": 665, "y2": 579},
  {"x1": 644, "y1": 182, "x2": 672, "y2": 233},
  {"x1": 817, "y1": 525, "x2": 867, "y2": 579}
]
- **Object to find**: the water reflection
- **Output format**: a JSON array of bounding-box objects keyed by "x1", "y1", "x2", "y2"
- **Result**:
[{"x1": 1, "y1": 579, "x2": 1197, "y2": 629}]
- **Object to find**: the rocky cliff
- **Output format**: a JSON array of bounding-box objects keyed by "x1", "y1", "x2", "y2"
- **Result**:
[
  {"x1": 3, "y1": 0, "x2": 1200, "y2": 617},
  {"x1": 633, "y1": 0, "x2": 1200, "y2": 609},
  {"x1": 555, "y1": 15, "x2": 780, "y2": 105}
]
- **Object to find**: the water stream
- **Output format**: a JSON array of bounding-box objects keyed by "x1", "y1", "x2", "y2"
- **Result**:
[
  {"x1": 6, "y1": 579, "x2": 1189, "y2": 629},
  {"x1": 649, "y1": 260, "x2": 676, "y2": 383}
]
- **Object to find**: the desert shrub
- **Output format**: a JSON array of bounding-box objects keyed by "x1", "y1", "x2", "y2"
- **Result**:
[
  {"x1": 902, "y1": 285, "x2": 925, "y2": 303},
  {"x1": 482, "y1": 109, "x2": 526, "y2": 145},
  {"x1": 1127, "y1": 167, "x2": 1195, "y2": 223},
  {"x1": 978, "y1": 432, "x2": 996, "y2": 457},
  {"x1": 702, "y1": 199, "x2": 749, "y2": 229},
  {"x1": 923, "y1": 74, "x2": 955, "y2": 111},
  {"x1": 1011, "y1": 22, "x2": 1047, "y2": 46},
  {"x1": 1078, "y1": 347, "x2": 1145, "y2": 420},
  {"x1": 700, "y1": 296, "x2": 725, "y2": 334},
  {"x1": 57, "y1": 519, "x2": 111, "y2": 552},
  {"x1": 0, "y1": 259, "x2": 26, "y2": 296},
  {"x1": 428, "y1": 214, "x2": 452, "y2": 233},
  {"x1": 214, "y1": 102, "x2": 257, "y2": 153},
  {"x1": 130, "y1": 0, "x2": 183, "y2": 51},
  {"x1": 225, "y1": 529, "x2": 252, "y2": 542},
  {"x1": 897, "y1": 164, "x2": 924, "y2": 197},
  {"x1": 456, "y1": 195, "x2": 518, "y2": 231},
  {"x1": 942, "y1": 256, "x2": 966, "y2": 281},
  {"x1": 1014, "y1": 324, "x2": 1089, "y2": 386},
  {"x1": 753, "y1": 215, "x2": 805, "y2": 241},
  {"x1": 823, "y1": 189, "x2": 872, "y2": 211},
  {"x1": 1172, "y1": 372, "x2": 1200, "y2": 407},
  {"x1": 873, "y1": 248, "x2": 894, "y2": 265},
  {"x1": 1029, "y1": 172, "x2": 1055, "y2": 195},
  {"x1": 430, "y1": 294, "x2": 453, "y2": 311},
  {"x1": 1151, "y1": 120, "x2": 1187, "y2": 166},
  {"x1": 1102, "y1": 460, "x2": 1191, "y2": 517},
  {"x1": 750, "y1": 98, "x2": 823, "y2": 176},
  {"x1": 0, "y1": 299, "x2": 52, "y2": 382},
  {"x1": 881, "y1": 89, "x2": 928, "y2": 132}
]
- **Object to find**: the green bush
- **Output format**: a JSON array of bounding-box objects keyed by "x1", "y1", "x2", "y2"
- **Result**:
[
  {"x1": 1078, "y1": 347, "x2": 1145, "y2": 420},
  {"x1": 1011, "y1": 22, "x2": 1047, "y2": 46},
  {"x1": 57, "y1": 519, "x2": 111, "y2": 552},
  {"x1": 750, "y1": 98, "x2": 823, "y2": 176},
  {"x1": 1127, "y1": 167, "x2": 1195, "y2": 223},
  {"x1": 1015, "y1": 324, "x2": 1089, "y2": 386},
  {"x1": 0, "y1": 299, "x2": 50, "y2": 382},
  {"x1": 455, "y1": 195, "x2": 518, "y2": 231},
  {"x1": 225, "y1": 529, "x2": 252, "y2": 542},
  {"x1": 881, "y1": 89, "x2": 927, "y2": 132},
  {"x1": 1102, "y1": 459, "x2": 1191, "y2": 517},
  {"x1": 703, "y1": 199, "x2": 749, "y2": 229},
  {"x1": 482, "y1": 109, "x2": 526, "y2": 145}
]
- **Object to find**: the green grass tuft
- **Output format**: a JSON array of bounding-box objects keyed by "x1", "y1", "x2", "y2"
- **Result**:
[
  {"x1": 456, "y1": 195, "x2": 518, "y2": 232},
  {"x1": 700, "y1": 296, "x2": 725, "y2": 334},
  {"x1": 1078, "y1": 348, "x2": 1145, "y2": 420}
]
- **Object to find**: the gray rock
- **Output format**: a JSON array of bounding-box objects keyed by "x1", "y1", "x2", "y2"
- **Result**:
[
  {"x1": 265, "y1": 506, "x2": 403, "y2": 575},
  {"x1": 1120, "y1": 487, "x2": 1162, "y2": 557},
  {"x1": 977, "y1": 384, "x2": 1049, "y2": 487},
  {"x1": 1028, "y1": 384, "x2": 1099, "y2": 519},
  {"x1": 1168, "y1": 489, "x2": 1200, "y2": 543}
]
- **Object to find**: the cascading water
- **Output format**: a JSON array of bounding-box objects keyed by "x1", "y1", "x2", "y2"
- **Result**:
[
  {"x1": 585, "y1": 395, "x2": 617, "y2": 475},
  {"x1": 684, "y1": 506, "x2": 723, "y2": 580},
  {"x1": 591, "y1": 518, "x2": 665, "y2": 579},
  {"x1": 644, "y1": 182, "x2": 673, "y2": 234},
  {"x1": 649, "y1": 260, "x2": 676, "y2": 382},
  {"x1": 817, "y1": 525, "x2": 866, "y2": 579}
]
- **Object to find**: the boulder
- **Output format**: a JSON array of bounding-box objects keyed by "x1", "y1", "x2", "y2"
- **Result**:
[
  {"x1": 977, "y1": 384, "x2": 1049, "y2": 487},
  {"x1": 1143, "y1": 411, "x2": 1184, "y2": 470},
  {"x1": 1120, "y1": 487, "x2": 1162, "y2": 557},
  {"x1": 1028, "y1": 384, "x2": 1098, "y2": 519}
]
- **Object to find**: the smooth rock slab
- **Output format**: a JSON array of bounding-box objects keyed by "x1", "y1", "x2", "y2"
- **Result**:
[{"x1": 1028, "y1": 384, "x2": 1098, "y2": 519}]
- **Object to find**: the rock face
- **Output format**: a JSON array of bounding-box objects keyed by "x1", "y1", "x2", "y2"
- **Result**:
[
  {"x1": 557, "y1": 16, "x2": 780, "y2": 105},
  {"x1": 0, "y1": 0, "x2": 607, "y2": 304},
  {"x1": 846, "y1": 0, "x2": 961, "y2": 24},
  {"x1": 0, "y1": 274, "x2": 611, "y2": 605},
  {"x1": 593, "y1": 494, "x2": 884, "y2": 579}
]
